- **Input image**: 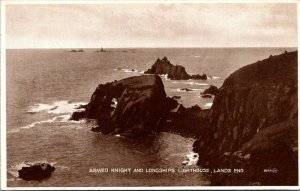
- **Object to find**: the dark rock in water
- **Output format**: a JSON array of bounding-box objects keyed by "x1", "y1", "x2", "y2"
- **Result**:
[
  {"x1": 70, "y1": 110, "x2": 86, "y2": 121},
  {"x1": 75, "y1": 104, "x2": 87, "y2": 109},
  {"x1": 180, "y1": 88, "x2": 193, "y2": 92},
  {"x1": 171, "y1": 95, "x2": 181, "y2": 99},
  {"x1": 49, "y1": 106, "x2": 58, "y2": 111},
  {"x1": 162, "y1": 104, "x2": 210, "y2": 137},
  {"x1": 193, "y1": 51, "x2": 298, "y2": 185},
  {"x1": 82, "y1": 75, "x2": 173, "y2": 136},
  {"x1": 201, "y1": 94, "x2": 212, "y2": 98},
  {"x1": 18, "y1": 163, "x2": 55, "y2": 181},
  {"x1": 91, "y1": 126, "x2": 101, "y2": 132},
  {"x1": 201, "y1": 85, "x2": 219, "y2": 96},
  {"x1": 144, "y1": 57, "x2": 207, "y2": 80},
  {"x1": 165, "y1": 97, "x2": 179, "y2": 110}
]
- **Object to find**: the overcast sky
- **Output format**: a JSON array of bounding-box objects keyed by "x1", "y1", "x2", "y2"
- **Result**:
[{"x1": 6, "y1": 3, "x2": 298, "y2": 48}]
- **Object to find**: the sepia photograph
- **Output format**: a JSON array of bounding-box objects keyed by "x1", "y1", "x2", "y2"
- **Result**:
[{"x1": 1, "y1": 0, "x2": 299, "y2": 189}]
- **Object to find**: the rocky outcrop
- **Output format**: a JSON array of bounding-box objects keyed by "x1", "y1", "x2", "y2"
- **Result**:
[
  {"x1": 70, "y1": 110, "x2": 86, "y2": 121},
  {"x1": 18, "y1": 163, "x2": 55, "y2": 181},
  {"x1": 201, "y1": 85, "x2": 219, "y2": 98},
  {"x1": 179, "y1": 88, "x2": 193, "y2": 92},
  {"x1": 193, "y1": 51, "x2": 298, "y2": 185},
  {"x1": 172, "y1": 95, "x2": 181, "y2": 99},
  {"x1": 145, "y1": 57, "x2": 207, "y2": 80},
  {"x1": 79, "y1": 75, "x2": 174, "y2": 136},
  {"x1": 162, "y1": 104, "x2": 211, "y2": 137}
]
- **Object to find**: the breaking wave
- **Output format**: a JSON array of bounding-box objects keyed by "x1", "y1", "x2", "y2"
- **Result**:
[
  {"x1": 207, "y1": 76, "x2": 221, "y2": 80},
  {"x1": 182, "y1": 152, "x2": 199, "y2": 166},
  {"x1": 203, "y1": 102, "x2": 213, "y2": 109},
  {"x1": 9, "y1": 101, "x2": 89, "y2": 134},
  {"x1": 27, "y1": 101, "x2": 87, "y2": 114},
  {"x1": 172, "y1": 81, "x2": 209, "y2": 86},
  {"x1": 176, "y1": 88, "x2": 203, "y2": 92},
  {"x1": 8, "y1": 161, "x2": 68, "y2": 178}
]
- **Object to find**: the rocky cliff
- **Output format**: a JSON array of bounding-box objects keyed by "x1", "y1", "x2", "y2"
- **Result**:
[
  {"x1": 76, "y1": 75, "x2": 175, "y2": 136},
  {"x1": 145, "y1": 57, "x2": 207, "y2": 80},
  {"x1": 162, "y1": 104, "x2": 210, "y2": 137},
  {"x1": 193, "y1": 51, "x2": 298, "y2": 185}
]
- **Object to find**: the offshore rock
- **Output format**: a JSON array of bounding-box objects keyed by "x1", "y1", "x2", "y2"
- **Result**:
[
  {"x1": 163, "y1": 104, "x2": 211, "y2": 137},
  {"x1": 193, "y1": 51, "x2": 298, "y2": 185},
  {"x1": 201, "y1": 94, "x2": 213, "y2": 98},
  {"x1": 18, "y1": 163, "x2": 55, "y2": 181},
  {"x1": 82, "y1": 75, "x2": 171, "y2": 136},
  {"x1": 70, "y1": 110, "x2": 86, "y2": 121},
  {"x1": 201, "y1": 85, "x2": 219, "y2": 98},
  {"x1": 145, "y1": 57, "x2": 207, "y2": 80}
]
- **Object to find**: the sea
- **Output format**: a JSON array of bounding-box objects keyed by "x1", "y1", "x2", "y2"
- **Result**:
[{"x1": 6, "y1": 47, "x2": 296, "y2": 187}]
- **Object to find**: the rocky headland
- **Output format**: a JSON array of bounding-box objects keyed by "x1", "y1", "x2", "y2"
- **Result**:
[
  {"x1": 144, "y1": 57, "x2": 207, "y2": 80},
  {"x1": 72, "y1": 75, "x2": 177, "y2": 136},
  {"x1": 193, "y1": 51, "x2": 298, "y2": 185}
]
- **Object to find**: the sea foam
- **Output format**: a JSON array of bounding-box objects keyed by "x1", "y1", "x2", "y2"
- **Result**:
[
  {"x1": 8, "y1": 161, "x2": 67, "y2": 178},
  {"x1": 28, "y1": 101, "x2": 87, "y2": 114},
  {"x1": 114, "y1": 68, "x2": 143, "y2": 73},
  {"x1": 182, "y1": 152, "x2": 199, "y2": 166},
  {"x1": 172, "y1": 81, "x2": 209, "y2": 86},
  {"x1": 8, "y1": 101, "x2": 88, "y2": 134},
  {"x1": 203, "y1": 102, "x2": 213, "y2": 109}
]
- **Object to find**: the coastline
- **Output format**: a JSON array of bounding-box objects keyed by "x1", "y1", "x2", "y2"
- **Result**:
[{"x1": 72, "y1": 50, "x2": 298, "y2": 186}]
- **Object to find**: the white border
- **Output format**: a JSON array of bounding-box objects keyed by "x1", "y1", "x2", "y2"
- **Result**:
[
  {"x1": 1, "y1": 0, "x2": 299, "y2": 190},
  {"x1": 1, "y1": 1, "x2": 7, "y2": 190}
]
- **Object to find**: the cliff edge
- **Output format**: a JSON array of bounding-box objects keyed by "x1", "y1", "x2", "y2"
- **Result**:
[{"x1": 193, "y1": 51, "x2": 298, "y2": 185}]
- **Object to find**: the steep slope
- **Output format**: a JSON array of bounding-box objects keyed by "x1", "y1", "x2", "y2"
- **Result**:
[{"x1": 193, "y1": 51, "x2": 298, "y2": 185}]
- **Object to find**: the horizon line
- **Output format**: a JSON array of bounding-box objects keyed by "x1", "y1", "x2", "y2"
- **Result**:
[{"x1": 5, "y1": 46, "x2": 298, "y2": 50}]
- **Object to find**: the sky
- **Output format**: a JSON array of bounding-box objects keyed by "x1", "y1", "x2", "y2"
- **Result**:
[{"x1": 5, "y1": 3, "x2": 298, "y2": 48}]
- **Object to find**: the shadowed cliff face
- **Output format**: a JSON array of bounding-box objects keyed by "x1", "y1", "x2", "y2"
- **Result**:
[
  {"x1": 85, "y1": 75, "x2": 169, "y2": 135},
  {"x1": 193, "y1": 51, "x2": 298, "y2": 185},
  {"x1": 145, "y1": 57, "x2": 207, "y2": 80}
]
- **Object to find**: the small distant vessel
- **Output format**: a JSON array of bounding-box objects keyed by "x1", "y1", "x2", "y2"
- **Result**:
[{"x1": 96, "y1": 47, "x2": 106, "y2": 52}]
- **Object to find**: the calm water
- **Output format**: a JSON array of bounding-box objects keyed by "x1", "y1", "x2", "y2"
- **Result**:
[{"x1": 6, "y1": 48, "x2": 296, "y2": 187}]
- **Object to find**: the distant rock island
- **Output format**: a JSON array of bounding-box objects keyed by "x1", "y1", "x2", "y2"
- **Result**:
[
  {"x1": 68, "y1": 49, "x2": 84, "y2": 52},
  {"x1": 71, "y1": 50, "x2": 297, "y2": 186},
  {"x1": 144, "y1": 57, "x2": 207, "y2": 80}
]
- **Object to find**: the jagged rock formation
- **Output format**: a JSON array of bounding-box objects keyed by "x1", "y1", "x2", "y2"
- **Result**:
[
  {"x1": 193, "y1": 51, "x2": 298, "y2": 185},
  {"x1": 201, "y1": 85, "x2": 219, "y2": 98},
  {"x1": 144, "y1": 57, "x2": 207, "y2": 80},
  {"x1": 77, "y1": 75, "x2": 175, "y2": 136},
  {"x1": 163, "y1": 104, "x2": 210, "y2": 137},
  {"x1": 18, "y1": 163, "x2": 55, "y2": 181}
]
